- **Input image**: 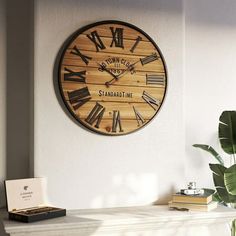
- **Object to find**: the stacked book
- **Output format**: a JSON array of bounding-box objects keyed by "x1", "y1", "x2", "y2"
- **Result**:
[{"x1": 168, "y1": 191, "x2": 218, "y2": 212}]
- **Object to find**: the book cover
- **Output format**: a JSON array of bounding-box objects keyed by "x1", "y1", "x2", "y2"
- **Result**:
[
  {"x1": 172, "y1": 189, "x2": 214, "y2": 204},
  {"x1": 168, "y1": 201, "x2": 218, "y2": 212}
]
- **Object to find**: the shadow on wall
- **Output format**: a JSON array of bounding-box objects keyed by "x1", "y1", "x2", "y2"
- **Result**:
[
  {"x1": 0, "y1": 1, "x2": 33, "y2": 234},
  {"x1": 0, "y1": 220, "x2": 7, "y2": 236},
  {"x1": 186, "y1": 0, "x2": 236, "y2": 26},
  {"x1": 84, "y1": 173, "x2": 175, "y2": 209},
  {"x1": 44, "y1": 0, "x2": 183, "y2": 14},
  {"x1": 89, "y1": 173, "x2": 160, "y2": 208},
  {"x1": 5, "y1": 0, "x2": 34, "y2": 179}
]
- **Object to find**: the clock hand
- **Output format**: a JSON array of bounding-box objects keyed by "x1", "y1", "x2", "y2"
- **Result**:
[
  {"x1": 97, "y1": 63, "x2": 120, "y2": 87},
  {"x1": 97, "y1": 63, "x2": 119, "y2": 80},
  {"x1": 105, "y1": 77, "x2": 117, "y2": 87},
  {"x1": 105, "y1": 59, "x2": 141, "y2": 87},
  {"x1": 116, "y1": 59, "x2": 140, "y2": 78},
  {"x1": 118, "y1": 53, "x2": 160, "y2": 78}
]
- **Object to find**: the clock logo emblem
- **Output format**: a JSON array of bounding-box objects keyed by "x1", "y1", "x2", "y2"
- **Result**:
[{"x1": 24, "y1": 186, "x2": 29, "y2": 191}]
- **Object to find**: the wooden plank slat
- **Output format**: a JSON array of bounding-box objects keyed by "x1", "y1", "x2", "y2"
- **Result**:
[
  {"x1": 60, "y1": 65, "x2": 166, "y2": 87},
  {"x1": 80, "y1": 24, "x2": 151, "y2": 42},
  {"x1": 80, "y1": 118, "x2": 153, "y2": 135},
  {"x1": 71, "y1": 35, "x2": 156, "y2": 56},
  {"x1": 62, "y1": 49, "x2": 164, "y2": 73},
  {"x1": 71, "y1": 101, "x2": 157, "y2": 120},
  {"x1": 62, "y1": 83, "x2": 165, "y2": 104}
]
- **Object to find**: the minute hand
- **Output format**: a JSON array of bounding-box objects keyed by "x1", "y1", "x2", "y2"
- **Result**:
[
  {"x1": 117, "y1": 59, "x2": 140, "y2": 78},
  {"x1": 97, "y1": 63, "x2": 119, "y2": 80},
  {"x1": 105, "y1": 59, "x2": 141, "y2": 87}
]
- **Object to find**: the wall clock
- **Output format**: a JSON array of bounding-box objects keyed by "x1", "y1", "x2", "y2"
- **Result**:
[{"x1": 58, "y1": 20, "x2": 167, "y2": 135}]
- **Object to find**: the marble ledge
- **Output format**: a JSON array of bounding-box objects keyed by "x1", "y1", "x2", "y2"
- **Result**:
[{"x1": 2, "y1": 205, "x2": 236, "y2": 236}]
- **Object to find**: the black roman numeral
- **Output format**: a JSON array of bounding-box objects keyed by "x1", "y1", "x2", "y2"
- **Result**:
[
  {"x1": 67, "y1": 87, "x2": 91, "y2": 110},
  {"x1": 130, "y1": 36, "x2": 142, "y2": 53},
  {"x1": 64, "y1": 67, "x2": 86, "y2": 83},
  {"x1": 70, "y1": 46, "x2": 92, "y2": 65},
  {"x1": 87, "y1": 30, "x2": 106, "y2": 52},
  {"x1": 133, "y1": 106, "x2": 145, "y2": 126},
  {"x1": 112, "y1": 110, "x2": 123, "y2": 133},
  {"x1": 140, "y1": 53, "x2": 159, "y2": 65},
  {"x1": 146, "y1": 74, "x2": 165, "y2": 86},
  {"x1": 142, "y1": 91, "x2": 160, "y2": 111},
  {"x1": 110, "y1": 27, "x2": 124, "y2": 48},
  {"x1": 85, "y1": 102, "x2": 105, "y2": 128}
]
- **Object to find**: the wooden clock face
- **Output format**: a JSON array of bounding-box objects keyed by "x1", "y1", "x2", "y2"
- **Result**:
[{"x1": 58, "y1": 20, "x2": 167, "y2": 135}]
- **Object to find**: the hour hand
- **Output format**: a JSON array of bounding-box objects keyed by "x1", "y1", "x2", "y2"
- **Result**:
[
  {"x1": 116, "y1": 59, "x2": 140, "y2": 79},
  {"x1": 97, "y1": 63, "x2": 118, "y2": 80}
]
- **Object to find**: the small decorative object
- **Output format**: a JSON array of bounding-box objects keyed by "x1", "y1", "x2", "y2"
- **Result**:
[
  {"x1": 193, "y1": 111, "x2": 236, "y2": 235},
  {"x1": 57, "y1": 20, "x2": 167, "y2": 135},
  {"x1": 180, "y1": 182, "x2": 204, "y2": 195},
  {"x1": 5, "y1": 178, "x2": 66, "y2": 223}
]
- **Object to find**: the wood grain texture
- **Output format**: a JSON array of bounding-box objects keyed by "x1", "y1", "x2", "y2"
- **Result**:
[
  {"x1": 61, "y1": 66, "x2": 166, "y2": 87},
  {"x1": 80, "y1": 24, "x2": 150, "y2": 41},
  {"x1": 73, "y1": 101, "x2": 155, "y2": 120},
  {"x1": 62, "y1": 50, "x2": 164, "y2": 72},
  {"x1": 72, "y1": 35, "x2": 155, "y2": 56},
  {"x1": 63, "y1": 83, "x2": 165, "y2": 102},
  {"x1": 58, "y1": 21, "x2": 167, "y2": 135}
]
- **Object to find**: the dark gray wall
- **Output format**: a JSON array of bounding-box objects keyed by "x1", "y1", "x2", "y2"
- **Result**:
[
  {"x1": 6, "y1": 0, "x2": 34, "y2": 180},
  {"x1": 0, "y1": 0, "x2": 34, "y2": 234}
]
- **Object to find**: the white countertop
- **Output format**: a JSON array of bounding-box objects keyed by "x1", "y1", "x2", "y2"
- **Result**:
[{"x1": 2, "y1": 205, "x2": 236, "y2": 235}]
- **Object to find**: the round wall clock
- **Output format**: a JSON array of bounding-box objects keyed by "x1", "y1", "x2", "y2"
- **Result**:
[{"x1": 58, "y1": 20, "x2": 167, "y2": 135}]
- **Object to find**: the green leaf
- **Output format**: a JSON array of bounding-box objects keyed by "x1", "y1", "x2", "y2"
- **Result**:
[
  {"x1": 212, "y1": 191, "x2": 223, "y2": 203},
  {"x1": 212, "y1": 191, "x2": 228, "y2": 206},
  {"x1": 193, "y1": 144, "x2": 224, "y2": 165},
  {"x1": 219, "y1": 111, "x2": 236, "y2": 155},
  {"x1": 224, "y1": 164, "x2": 236, "y2": 195},
  {"x1": 232, "y1": 219, "x2": 236, "y2": 236},
  {"x1": 203, "y1": 188, "x2": 215, "y2": 195},
  {"x1": 209, "y1": 164, "x2": 236, "y2": 203}
]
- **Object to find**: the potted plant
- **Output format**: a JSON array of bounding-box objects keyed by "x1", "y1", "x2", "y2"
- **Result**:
[{"x1": 193, "y1": 111, "x2": 236, "y2": 236}]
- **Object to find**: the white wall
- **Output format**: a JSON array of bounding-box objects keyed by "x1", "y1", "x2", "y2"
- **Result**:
[
  {"x1": 2, "y1": 0, "x2": 236, "y2": 211},
  {"x1": 185, "y1": 0, "x2": 236, "y2": 187},
  {"x1": 34, "y1": 0, "x2": 185, "y2": 209},
  {"x1": 0, "y1": 0, "x2": 6, "y2": 208}
]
